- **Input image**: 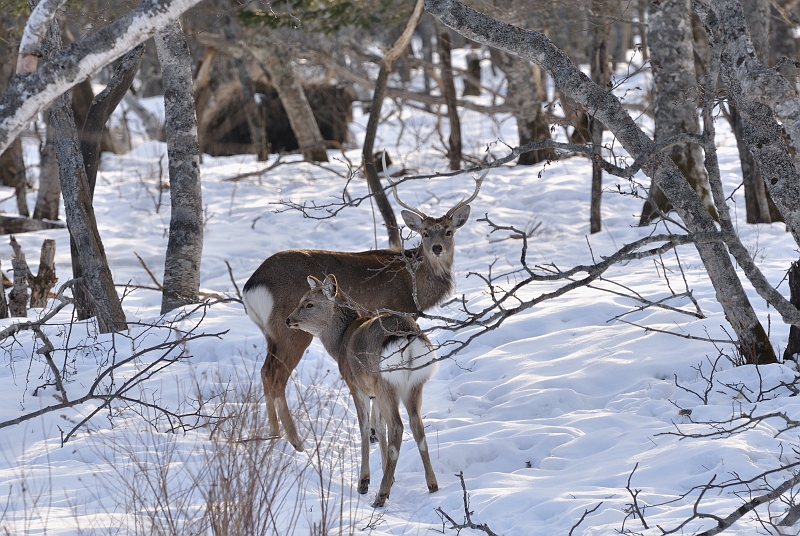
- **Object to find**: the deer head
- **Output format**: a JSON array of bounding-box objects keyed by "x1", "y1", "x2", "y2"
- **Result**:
[
  {"x1": 388, "y1": 168, "x2": 487, "y2": 277},
  {"x1": 285, "y1": 275, "x2": 344, "y2": 338}
]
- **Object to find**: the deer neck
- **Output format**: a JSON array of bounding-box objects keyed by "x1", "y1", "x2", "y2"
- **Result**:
[
  {"x1": 405, "y1": 247, "x2": 455, "y2": 311},
  {"x1": 317, "y1": 301, "x2": 361, "y2": 360}
]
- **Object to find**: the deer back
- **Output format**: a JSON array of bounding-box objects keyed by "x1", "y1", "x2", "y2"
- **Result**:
[{"x1": 244, "y1": 247, "x2": 451, "y2": 336}]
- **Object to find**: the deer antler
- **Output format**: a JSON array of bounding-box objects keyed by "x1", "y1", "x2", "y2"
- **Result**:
[
  {"x1": 383, "y1": 151, "x2": 429, "y2": 219},
  {"x1": 446, "y1": 166, "x2": 489, "y2": 217}
]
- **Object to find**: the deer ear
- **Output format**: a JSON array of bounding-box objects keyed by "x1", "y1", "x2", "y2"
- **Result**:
[
  {"x1": 307, "y1": 275, "x2": 322, "y2": 289},
  {"x1": 450, "y1": 205, "x2": 471, "y2": 229},
  {"x1": 401, "y1": 210, "x2": 424, "y2": 232},
  {"x1": 322, "y1": 274, "x2": 338, "y2": 300}
]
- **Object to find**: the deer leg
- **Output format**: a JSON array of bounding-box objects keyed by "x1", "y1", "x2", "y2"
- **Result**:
[
  {"x1": 261, "y1": 338, "x2": 281, "y2": 439},
  {"x1": 373, "y1": 402, "x2": 388, "y2": 473},
  {"x1": 353, "y1": 391, "x2": 372, "y2": 494},
  {"x1": 404, "y1": 383, "x2": 438, "y2": 493},
  {"x1": 263, "y1": 329, "x2": 312, "y2": 452},
  {"x1": 373, "y1": 395, "x2": 402, "y2": 508}
]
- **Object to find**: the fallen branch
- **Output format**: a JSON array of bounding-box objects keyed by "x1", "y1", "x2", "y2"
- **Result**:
[{"x1": 435, "y1": 471, "x2": 500, "y2": 536}]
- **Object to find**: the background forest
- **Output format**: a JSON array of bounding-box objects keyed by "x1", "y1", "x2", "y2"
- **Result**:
[{"x1": 0, "y1": 0, "x2": 798, "y2": 534}]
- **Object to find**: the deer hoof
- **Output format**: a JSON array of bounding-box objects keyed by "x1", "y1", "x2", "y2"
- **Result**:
[
  {"x1": 372, "y1": 493, "x2": 389, "y2": 508},
  {"x1": 358, "y1": 479, "x2": 370, "y2": 494},
  {"x1": 428, "y1": 483, "x2": 439, "y2": 493}
]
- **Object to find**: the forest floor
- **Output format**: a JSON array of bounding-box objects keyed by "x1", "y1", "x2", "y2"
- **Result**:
[{"x1": 0, "y1": 51, "x2": 797, "y2": 535}]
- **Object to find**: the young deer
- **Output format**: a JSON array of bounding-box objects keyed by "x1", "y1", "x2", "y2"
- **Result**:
[
  {"x1": 242, "y1": 172, "x2": 485, "y2": 451},
  {"x1": 286, "y1": 274, "x2": 438, "y2": 507}
]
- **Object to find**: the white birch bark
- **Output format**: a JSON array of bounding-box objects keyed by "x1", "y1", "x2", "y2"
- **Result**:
[
  {"x1": 426, "y1": 0, "x2": 777, "y2": 363},
  {"x1": 639, "y1": 0, "x2": 714, "y2": 225},
  {"x1": 16, "y1": 0, "x2": 69, "y2": 74},
  {"x1": 0, "y1": 0, "x2": 203, "y2": 157},
  {"x1": 155, "y1": 21, "x2": 203, "y2": 314}
]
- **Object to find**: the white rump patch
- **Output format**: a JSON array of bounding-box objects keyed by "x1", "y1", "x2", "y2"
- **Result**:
[
  {"x1": 242, "y1": 286, "x2": 275, "y2": 335},
  {"x1": 380, "y1": 336, "x2": 438, "y2": 397}
]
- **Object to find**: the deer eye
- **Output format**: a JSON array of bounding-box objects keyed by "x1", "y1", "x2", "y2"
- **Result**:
[
  {"x1": 305, "y1": 303, "x2": 314, "y2": 309},
  {"x1": 423, "y1": 232, "x2": 430, "y2": 238},
  {"x1": 446, "y1": 230, "x2": 452, "y2": 237}
]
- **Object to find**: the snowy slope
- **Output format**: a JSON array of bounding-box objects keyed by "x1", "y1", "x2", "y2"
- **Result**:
[{"x1": 0, "y1": 52, "x2": 798, "y2": 535}]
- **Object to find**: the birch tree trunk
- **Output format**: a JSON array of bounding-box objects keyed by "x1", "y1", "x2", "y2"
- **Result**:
[
  {"x1": 427, "y1": 0, "x2": 777, "y2": 363},
  {"x1": 639, "y1": 0, "x2": 715, "y2": 226},
  {"x1": 154, "y1": 21, "x2": 203, "y2": 314},
  {"x1": 0, "y1": 0, "x2": 204, "y2": 157},
  {"x1": 243, "y1": 31, "x2": 329, "y2": 163},
  {"x1": 40, "y1": 17, "x2": 126, "y2": 333}
]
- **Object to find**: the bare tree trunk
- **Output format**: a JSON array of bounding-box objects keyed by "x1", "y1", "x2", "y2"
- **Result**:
[
  {"x1": 463, "y1": 49, "x2": 481, "y2": 96},
  {"x1": 155, "y1": 21, "x2": 203, "y2": 314},
  {"x1": 742, "y1": 0, "x2": 770, "y2": 64},
  {"x1": 81, "y1": 45, "x2": 144, "y2": 194},
  {"x1": 730, "y1": 104, "x2": 782, "y2": 223},
  {"x1": 427, "y1": 0, "x2": 777, "y2": 364},
  {"x1": 589, "y1": 2, "x2": 610, "y2": 234},
  {"x1": 0, "y1": 260, "x2": 8, "y2": 320},
  {"x1": 219, "y1": 13, "x2": 269, "y2": 161},
  {"x1": 785, "y1": 261, "x2": 800, "y2": 361},
  {"x1": 193, "y1": 46, "x2": 215, "y2": 156},
  {"x1": 33, "y1": 121, "x2": 61, "y2": 221},
  {"x1": 707, "y1": 0, "x2": 800, "y2": 242},
  {"x1": 29, "y1": 239, "x2": 56, "y2": 309},
  {"x1": 362, "y1": 0, "x2": 424, "y2": 249},
  {"x1": 635, "y1": 0, "x2": 649, "y2": 61},
  {"x1": 772, "y1": 1, "x2": 797, "y2": 83},
  {"x1": 9, "y1": 138, "x2": 30, "y2": 218},
  {"x1": 725, "y1": 0, "x2": 780, "y2": 224},
  {"x1": 494, "y1": 2, "x2": 554, "y2": 167},
  {"x1": 639, "y1": 0, "x2": 715, "y2": 226},
  {"x1": 437, "y1": 26, "x2": 462, "y2": 170},
  {"x1": 41, "y1": 18, "x2": 127, "y2": 332},
  {"x1": 9, "y1": 243, "x2": 28, "y2": 318},
  {"x1": 244, "y1": 31, "x2": 329, "y2": 163},
  {"x1": 418, "y1": 14, "x2": 436, "y2": 105},
  {"x1": 362, "y1": 64, "x2": 401, "y2": 248}
]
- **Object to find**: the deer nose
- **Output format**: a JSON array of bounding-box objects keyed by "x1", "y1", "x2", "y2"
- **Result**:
[
  {"x1": 285, "y1": 317, "x2": 292, "y2": 327},
  {"x1": 432, "y1": 244, "x2": 442, "y2": 255}
]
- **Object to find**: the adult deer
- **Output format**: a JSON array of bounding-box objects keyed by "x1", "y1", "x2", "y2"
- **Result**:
[
  {"x1": 242, "y1": 170, "x2": 485, "y2": 451},
  {"x1": 286, "y1": 274, "x2": 438, "y2": 507}
]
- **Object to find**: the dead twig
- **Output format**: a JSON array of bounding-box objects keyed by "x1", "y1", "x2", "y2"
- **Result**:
[{"x1": 435, "y1": 471, "x2": 500, "y2": 536}]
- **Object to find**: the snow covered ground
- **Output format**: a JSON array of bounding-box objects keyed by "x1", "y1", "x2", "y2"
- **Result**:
[{"x1": 0, "y1": 51, "x2": 799, "y2": 535}]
